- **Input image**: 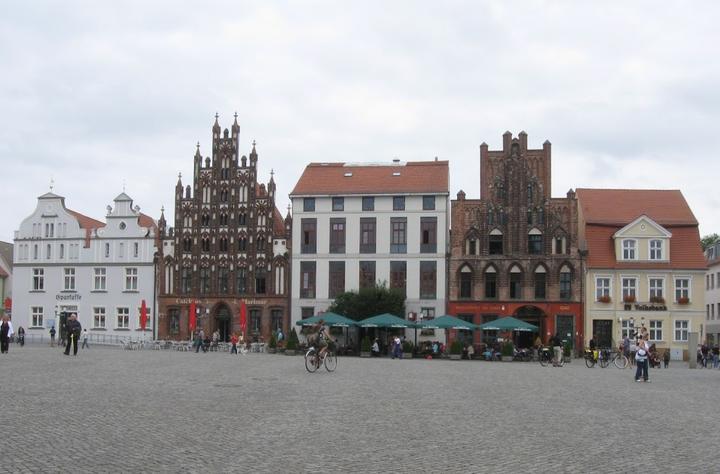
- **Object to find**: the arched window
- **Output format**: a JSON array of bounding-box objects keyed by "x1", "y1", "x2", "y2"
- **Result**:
[
  {"x1": 459, "y1": 265, "x2": 473, "y2": 299},
  {"x1": 183, "y1": 237, "x2": 192, "y2": 252},
  {"x1": 534, "y1": 265, "x2": 547, "y2": 299},
  {"x1": 509, "y1": 265, "x2": 522, "y2": 299},
  {"x1": 219, "y1": 213, "x2": 228, "y2": 226},
  {"x1": 489, "y1": 229, "x2": 503, "y2": 255},
  {"x1": 219, "y1": 238, "x2": 228, "y2": 252},
  {"x1": 485, "y1": 266, "x2": 497, "y2": 299},
  {"x1": 201, "y1": 214, "x2": 210, "y2": 227},
  {"x1": 528, "y1": 228, "x2": 543, "y2": 255},
  {"x1": 201, "y1": 238, "x2": 210, "y2": 252},
  {"x1": 559, "y1": 265, "x2": 572, "y2": 300}
]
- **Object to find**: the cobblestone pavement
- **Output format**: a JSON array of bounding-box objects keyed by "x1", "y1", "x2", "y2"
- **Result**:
[{"x1": 0, "y1": 344, "x2": 717, "y2": 473}]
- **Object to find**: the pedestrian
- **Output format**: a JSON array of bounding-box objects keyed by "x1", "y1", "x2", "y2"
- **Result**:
[
  {"x1": 371, "y1": 338, "x2": 380, "y2": 357},
  {"x1": 49, "y1": 326, "x2": 56, "y2": 347},
  {"x1": 392, "y1": 335, "x2": 401, "y2": 359},
  {"x1": 17, "y1": 326, "x2": 25, "y2": 347},
  {"x1": 0, "y1": 315, "x2": 14, "y2": 354},
  {"x1": 276, "y1": 327, "x2": 284, "y2": 343},
  {"x1": 230, "y1": 333, "x2": 239, "y2": 354},
  {"x1": 81, "y1": 329, "x2": 89, "y2": 349},
  {"x1": 713, "y1": 345, "x2": 719, "y2": 369},
  {"x1": 63, "y1": 313, "x2": 82, "y2": 356},
  {"x1": 551, "y1": 333, "x2": 562, "y2": 366},
  {"x1": 663, "y1": 349, "x2": 670, "y2": 368},
  {"x1": 634, "y1": 336, "x2": 649, "y2": 382},
  {"x1": 195, "y1": 329, "x2": 206, "y2": 353},
  {"x1": 467, "y1": 343, "x2": 475, "y2": 360}
]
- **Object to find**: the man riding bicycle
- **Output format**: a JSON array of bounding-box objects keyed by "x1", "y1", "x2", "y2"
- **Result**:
[{"x1": 309, "y1": 319, "x2": 331, "y2": 359}]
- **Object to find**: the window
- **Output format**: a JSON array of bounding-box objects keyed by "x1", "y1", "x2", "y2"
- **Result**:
[
  {"x1": 621, "y1": 319, "x2": 633, "y2": 339},
  {"x1": 271, "y1": 310, "x2": 283, "y2": 332},
  {"x1": 301, "y1": 307, "x2": 315, "y2": 320},
  {"x1": 554, "y1": 237, "x2": 564, "y2": 254},
  {"x1": 393, "y1": 196, "x2": 405, "y2": 211},
  {"x1": 93, "y1": 268, "x2": 106, "y2": 291},
  {"x1": 105, "y1": 243, "x2": 110, "y2": 258},
  {"x1": 181, "y1": 267, "x2": 192, "y2": 294},
  {"x1": 489, "y1": 233, "x2": 503, "y2": 255},
  {"x1": 238, "y1": 237, "x2": 247, "y2": 252},
  {"x1": 622, "y1": 240, "x2": 636, "y2": 260},
  {"x1": 467, "y1": 238, "x2": 478, "y2": 256},
  {"x1": 219, "y1": 237, "x2": 228, "y2": 252},
  {"x1": 300, "y1": 262, "x2": 316, "y2": 298},
  {"x1": 485, "y1": 268, "x2": 497, "y2": 299},
  {"x1": 459, "y1": 266, "x2": 472, "y2": 299},
  {"x1": 183, "y1": 237, "x2": 192, "y2": 252},
  {"x1": 301, "y1": 219, "x2": 317, "y2": 254},
  {"x1": 199, "y1": 268, "x2": 210, "y2": 294},
  {"x1": 93, "y1": 307, "x2": 106, "y2": 329},
  {"x1": 236, "y1": 268, "x2": 247, "y2": 294},
  {"x1": 46, "y1": 244, "x2": 51, "y2": 259},
  {"x1": 328, "y1": 262, "x2": 345, "y2": 299},
  {"x1": 423, "y1": 195, "x2": 435, "y2": 210},
  {"x1": 250, "y1": 309, "x2": 261, "y2": 334},
  {"x1": 420, "y1": 261, "x2": 437, "y2": 299},
  {"x1": 133, "y1": 242, "x2": 139, "y2": 258},
  {"x1": 125, "y1": 268, "x2": 138, "y2": 291},
  {"x1": 649, "y1": 278, "x2": 664, "y2": 301},
  {"x1": 303, "y1": 198, "x2": 315, "y2": 212},
  {"x1": 622, "y1": 277, "x2": 637, "y2": 301},
  {"x1": 238, "y1": 212, "x2": 247, "y2": 226},
  {"x1": 362, "y1": 196, "x2": 374, "y2": 211},
  {"x1": 359, "y1": 261, "x2": 376, "y2": 289},
  {"x1": 31, "y1": 306, "x2": 43, "y2": 327},
  {"x1": 649, "y1": 320, "x2": 662, "y2": 341},
  {"x1": 559, "y1": 267, "x2": 572, "y2": 300},
  {"x1": 420, "y1": 217, "x2": 437, "y2": 253},
  {"x1": 329, "y1": 218, "x2": 346, "y2": 253},
  {"x1": 534, "y1": 269, "x2": 546, "y2": 299},
  {"x1": 201, "y1": 214, "x2": 210, "y2": 227},
  {"x1": 509, "y1": 267, "x2": 522, "y2": 299},
  {"x1": 119, "y1": 243, "x2": 124, "y2": 258},
  {"x1": 32, "y1": 268, "x2": 44, "y2": 291},
  {"x1": 595, "y1": 277, "x2": 610, "y2": 301},
  {"x1": 117, "y1": 307, "x2": 129, "y2": 329},
  {"x1": 674, "y1": 278, "x2": 690, "y2": 303},
  {"x1": 649, "y1": 240, "x2": 663, "y2": 260},
  {"x1": 218, "y1": 268, "x2": 229, "y2": 294},
  {"x1": 360, "y1": 218, "x2": 376, "y2": 253},
  {"x1": 59, "y1": 244, "x2": 64, "y2": 259},
  {"x1": 528, "y1": 233, "x2": 543, "y2": 255},
  {"x1": 674, "y1": 320, "x2": 689, "y2": 342},
  {"x1": 255, "y1": 270, "x2": 266, "y2": 294},
  {"x1": 332, "y1": 197, "x2": 344, "y2": 211},
  {"x1": 64, "y1": 268, "x2": 76, "y2": 291},
  {"x1": 390, "y1": 261, "x2": 407, "y2": 298},
  {"x1": 390, "y1": 217, "x2": 407, "y2": 253}
]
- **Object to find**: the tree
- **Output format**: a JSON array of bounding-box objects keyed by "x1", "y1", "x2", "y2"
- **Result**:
[
  {"x1": 327, "y1": 283, "x2": 406, "y2": 322},
  {"x1": 701, "y1": 233, "x2": 720, "y2": 251}
]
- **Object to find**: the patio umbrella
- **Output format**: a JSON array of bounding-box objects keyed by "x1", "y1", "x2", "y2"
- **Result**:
[
  {"x1": 295, "y1": 312, "x2": 358, "y2": 327},
  {"x1": 239, "y1": 300, "x2": 247, "y2": 340},
  {"x1": 189, "y1": 301, "x2": 196, "y2": 333},
  {"x1": 140, "y1": 299, "x2": 148, "y2": 331},
  {"x1": 358, "y1": 313, "x2": 417, "y2": 328},
  {"x1": 477, "y1": 316, "x2": 539, "y2": 332},
  {"x1": 416, "y1": 314, "x2": 478, "y2": 330}
]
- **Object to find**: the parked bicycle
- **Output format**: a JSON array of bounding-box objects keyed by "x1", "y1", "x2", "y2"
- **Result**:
[
  {"x1": 538, "y1": 346, "x2": 564, "y2": 367},
  {"x1": 305, "y1": 346, "x2": 337, "y2": 373},
  {"x1": 584, "y1": 349, "x2": 628, "y2": 369}
]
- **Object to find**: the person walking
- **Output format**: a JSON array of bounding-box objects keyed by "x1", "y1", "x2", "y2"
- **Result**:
[
  {"x1": 551, "y1": 333, "x2": 562, "y2": 367},
  {"x1": 49, "y1": 326, "x2": 56, "y2": 347},
  {"x1": 230, "y1": 333, "x2": 239, "y2": 355},
  {"x1": 195, "y1": 329, "x2": 206, "y2": 353},
  {"x1": 17, "y1": 326, "x2": 25, "y2": 347},
  {"x1": 63, "y1": 313, "x2": 82, "y2": 356},
  {"x1": 81, "y1": 329, "x2": 90, "y2": 349},
  {"x1": 634, "y1": 336, "x2": 650, "y2": 382},
  {"x1": 0, "y1": 315, "x2": 14, "y2": 354}
]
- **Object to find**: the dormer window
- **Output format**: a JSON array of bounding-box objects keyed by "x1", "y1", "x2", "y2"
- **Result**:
[
  {"x1": 622, "y1": 239, "x2": 636, "y2": 260},
  {"x1": 649, "y1": 240, "x2": 663, "y2": 260}
]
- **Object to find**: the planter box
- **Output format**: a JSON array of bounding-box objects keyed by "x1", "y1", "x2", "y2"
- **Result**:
[
  {"x1": 501, "y1": 356, "x2": 513, "y2": 362},
  {"x1": 284, "y1": 350, "x2": 296, "y2": 356},
  {"x1": 267, "y1": 348, "x2": 277, "y2": 354},
  {"x1": 360, "y1": 351, "x2": 371, "y2": 358},
  {"x1": 402, "y1": 353, "x2": 413, "y2": 359},
  {"x1": 450, "y1": 354, "x2": 462, "y2": 360}
]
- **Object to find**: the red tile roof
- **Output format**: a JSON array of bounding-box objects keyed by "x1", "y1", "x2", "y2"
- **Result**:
[
  {"x1": 139, "y1": 213, "x2": 157, "y2": 232},
  {"x1": 577, "y1": 189, "x2": 705, "y2": 270},
  {"x1": 67, "y1": 209, "x2": 105, "y2": 229},
  {"x1": 290, "y1": 161, "x2": 449, "y2": 196},
  {"x1": 272, "y1": 207, "x2": 286, "y2": 236}
]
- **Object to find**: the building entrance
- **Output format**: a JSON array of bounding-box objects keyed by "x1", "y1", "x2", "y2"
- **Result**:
[
  {"x1": 214, "y1": 305, "x2": 231, "y2": 342},
  {"x1": 514, "y1": 306, "x2": 544, "y2": 348},
  {"x1": 592, "y1": 319, "x2": 613, "y2": 349}
]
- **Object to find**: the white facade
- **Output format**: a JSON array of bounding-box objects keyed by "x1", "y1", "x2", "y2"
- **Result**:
[
  {"x1": 290, "y1": 191, "x2": 449, "y2": 340},
  {"x1": 704, "y1": 242, "x2": 720, "y2": 344},
  {"x1": 12, "y1": 192, "x2": 158, "y2": 342}
]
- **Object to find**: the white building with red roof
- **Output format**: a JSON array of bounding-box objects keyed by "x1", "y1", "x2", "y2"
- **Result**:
[
  {"x1": 289, "y1": 159, "x2": 449, "y2": 342},
  {"x1": 577, "y1": 188, "x2": 706, "y2": 360},
  {"x1": 12, "y1": 191, "x2": 159, "y2": 343}
]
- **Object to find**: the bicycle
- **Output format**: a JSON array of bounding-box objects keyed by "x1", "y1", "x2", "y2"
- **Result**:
[
  {"x1": 304, "y1": 346, "x2": 337, "y2": 373},
  {"x1": 585, "y1": 349, "x2": 628, "y2": 369},
  {"x1": 538, "y1": 347, "x2": 564, "y2": 367}
]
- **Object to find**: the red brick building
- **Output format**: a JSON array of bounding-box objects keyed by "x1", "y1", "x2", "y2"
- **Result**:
[{"x1": 448, "y1": 132, "x2": 584, "y2": 349}]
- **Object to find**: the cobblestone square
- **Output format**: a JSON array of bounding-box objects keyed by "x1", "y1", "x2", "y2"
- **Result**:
[{"x1": 1, "y1": 345, "x2": 717, "y2": 473}]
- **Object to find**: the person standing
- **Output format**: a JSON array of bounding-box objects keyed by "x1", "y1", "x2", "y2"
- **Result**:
[
  {"x1": 81, "y1": 329, "x2": 90, "y2": 349},
  {"x1": 64, "y1": 313, "x2": 82, "y2": 356},
  {"x1": 49, "y1": 326, "x2": 56, "y2": 347},
  {"x1": 551, "y1": 333, "x2": 562, "y2": 366},
  {"x1": 17, "y1": 326, "x2": 25, "y2": 347},
  {"x1": 0, "y1": 315, "x2": 14, "y2": 354},
  {"x1": 230, "y1": 333, "x2": 239, "y2": 354},
  {"x1": 195, "y1": 329, "x2": 206, "y2": 353},
  {"x1": 634, "y1": 336, "x2": 650, "y2": 382}
]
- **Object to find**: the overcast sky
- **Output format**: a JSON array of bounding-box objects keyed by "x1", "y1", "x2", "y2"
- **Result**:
[{"x1": 2, "y1": 1, "x2": 719, "y2": 244}]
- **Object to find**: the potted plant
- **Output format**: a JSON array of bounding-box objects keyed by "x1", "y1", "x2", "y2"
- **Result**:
[
  {"x1": 500, "y1": 341, "x2": 514, "y2": 362},
  {"x1": 563, "y1": 340, "x2": 572, "y2": 362},
  {"x1": 267, "y1": 333, "x2": 277, "y2": 354},
  {"x1": 360, "y1": 336, "x2": 371, "y2": 358},
  {"x1": 623, "y1": 294, "x2": 636, "y2": 303},
  {"x1": 650, "y1": 296, "x2": 665, "y2": 304},
  {"x1": 402, "y1": 340, "x2": 414, "y2": 359},
  {"x1": 285, "y1": 328, "x2": 299, "y2": 355},
  {"x1": 449, "y1": 340, "x2": 463, "y2": 360},
  {"x1": 677, "y1": 296, "x2": 690, "y2": 305},
  {"x1": 598, "y1": 294, "x2": 611, "y2": 303}
]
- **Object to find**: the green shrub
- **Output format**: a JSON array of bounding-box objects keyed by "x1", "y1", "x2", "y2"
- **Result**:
[
  {"x1": 563, "y1": 340, "x2": 572, "y2": 357},
  {"x1": 402, "y1": 340, "x2": 414, "y2": 354},
  {"x1": 286, "y1": 328, "x2": 299, "y2": 351},
  {"x1": 501, "y1": 341, "x2": 514, "y2": 357},
  {"x1": 361, "y1": 336, "x2": 371, "y2": 352},
  {"x1": 450, "y1": 340, "x2": 464, "y2": 355},
  {"x1": 268, "y1": 333, "x2": 277, "y2": 349}
]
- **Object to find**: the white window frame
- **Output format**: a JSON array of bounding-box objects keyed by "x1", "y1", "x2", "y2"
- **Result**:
[
  {"x1": 621, "y1": 276, "x2": 637, "y2": 301},
  {"x1": 674, "y1": 276, "x2": 690, "y2": 303},
  {"x1": 622, "y1": 239, "x2": 637, "y2": 260},
  {"x1": 31, "y1": 306, "x2": 44, "y2": 328},
  {"x1": 63, "y1": 268, "x2": 76, "y2": 291},
  {"x1": 32, "y1": 268, "x2": 44, "y2": 291},
  {"x1": 621, "y1": 319, "x2": 632, "y2": 339},
  {"x1": 674, "y1": 320, "x2": 689, "y2": 342},
  {"x1": 93, "y1": 267, "x2": 107, "y2": 291},
  {"x1": 649, "y1": 239, "x2": 663, "y2": 260},
  {"x1": 125, "y1": 267, "x2": 138, "y2": 291},
  {"x1": 116, "y1": 307, "x2": 129, "y2": 329},
  {"x1": 93, "y1": 307, "x2": 106, "y2": 329},
  {"x1": 595, "y1": 276, "x2": 611, "y2": 300},
  {"x1": 648, "y1": 276, "x2": 665, "y2": 301},
  {"x1": 649, "y1": 320, "x2": 663, "y2": 341}
]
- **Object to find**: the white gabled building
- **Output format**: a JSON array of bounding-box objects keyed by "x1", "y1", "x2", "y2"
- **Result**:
[
  {"x1": 704, "y1": 242, "x2": 720, "y2": 345},
  {"x1": 289, "y1": 160, "x2": 449, "y2": 340},
  {"x1": 12, "y1": 191, "x2": 158, "y2": 343}
]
